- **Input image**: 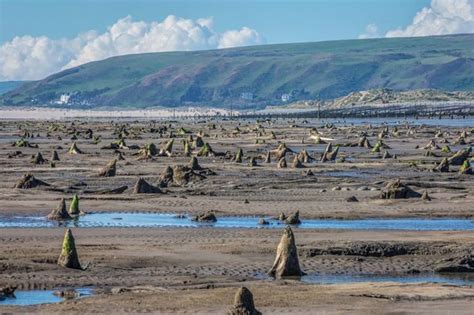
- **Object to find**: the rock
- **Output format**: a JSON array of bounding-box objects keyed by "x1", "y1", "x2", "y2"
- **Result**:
[
  {"x1": 53, "y1": 289, "x2": 79, "y2": 299},
  {"x1": 258, "y1": 218, "x2": 269, "y2": 225},
  {"x1": 0, "y1": 285, "x2": 17, "y2": 298},
  {"x1": 57, "y1": 229, "x2": 82, "y2": 270},
  {"x1": 228, "y1": 287, "x2": 262, "y2": 315},
  {"x1": 268, "y1": 226, "x2": 304, "y2": 278},
  {"x1": 346, "y1": 196, "x2": 359, "y2": 202}
]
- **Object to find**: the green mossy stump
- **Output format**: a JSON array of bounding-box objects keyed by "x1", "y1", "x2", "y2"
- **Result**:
[
  {"x1": 197, "y1": 143, "x2": 214, "y2": 157},
  {"x1": 448, "y1": 147, "x2": 471, "y2": 166},
  {"x1": 234, "y1": 148, "x2": 243, "y2": 163},
  {"x1": 68, "y1": 194, "x2": 84, "y2": 216},
  {"x1": 68, "y1": 142, "x2": 83, "y2": 154},
  {"x1": 58, "y1": 229, "x2": 82, "y2": 270},
  {"x1": 459, "y1": 160, "x2": 473, "y2": 174}
]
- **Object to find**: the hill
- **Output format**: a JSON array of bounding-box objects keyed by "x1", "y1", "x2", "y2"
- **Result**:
[
  {"x1": 0, "y1": 81, "x2": 27, "y2": 96},
  {"x1": 2, "y1": 34, "x2": 473, "y2": 109}
]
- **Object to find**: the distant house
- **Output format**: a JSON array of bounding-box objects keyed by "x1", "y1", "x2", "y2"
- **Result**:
[
  {"x1": 240, "y1": 92, "x2": 254, "y2": 101},
  {"x1": 281, "y1": 93, "x2": 292, "y2": 102},
  {"x1": 57, "y1": 93, "x2": 71, "y2": 105}
]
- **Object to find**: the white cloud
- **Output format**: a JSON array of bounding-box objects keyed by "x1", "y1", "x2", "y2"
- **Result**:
[
  {"x1": 0, "y1": 15, "x2": 265, "y2": 81},
  {"x1": 386, "y1": 0, "x2": 474, "y2": 37},
  {"x1": 358, "y1": 24, "x2": 380, "y2": 39},
  {"x1": 218, "y1": 27, "x2": 264, "y2": 48}
]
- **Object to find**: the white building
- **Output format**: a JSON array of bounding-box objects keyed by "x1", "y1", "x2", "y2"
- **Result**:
[
  {"x1": 57, "y1": 93, "x2": 71, "y2": 104},
  {"x1": 281, "y1": 93, "x2": 292, "y2": 102}
]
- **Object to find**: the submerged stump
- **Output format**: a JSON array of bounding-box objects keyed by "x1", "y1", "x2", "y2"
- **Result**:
[
  {"x1": 68, "y1": 194, "x2": 84, "y2": 215},
  {"x1": 192, "y1": 211, "x2": 217, "y2": 222},
  {"x1": 48, "y1": 198, "x2": 73, "y2": 220}
]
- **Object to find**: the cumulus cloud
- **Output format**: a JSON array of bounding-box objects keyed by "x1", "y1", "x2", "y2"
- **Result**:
[
  {"x1": 386, "y1": 0, "x2": 474, "y2": 37},
  {"x1": 358, "y1": 24, "x2": 380, "y2": 39},
  {"x1": 0, "y1": 15, "x2": 265, "y2": 81}
]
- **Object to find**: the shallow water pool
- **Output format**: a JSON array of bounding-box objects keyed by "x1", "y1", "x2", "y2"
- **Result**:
[
  {"x1": 0, "y1": 213, "x2": 473, "y2": 231},
  {"x1": 0, "y1": 288, "x2": 94, "y2": 306},
  {"x1": 301, "y1": 273, "x2": 474, "y2": 285}
]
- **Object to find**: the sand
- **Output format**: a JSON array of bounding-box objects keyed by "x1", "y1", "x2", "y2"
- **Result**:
[{"x1": 0, "y1": 117, "x2": 472, "y2": 313}]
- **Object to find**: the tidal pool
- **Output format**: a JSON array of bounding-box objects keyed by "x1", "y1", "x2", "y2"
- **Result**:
[
  {"x1": 0, "y1": 288, "x2": 94, "y2": 306},
  {"x1": 301, "y1": 273, "x2": 474, "y2": 285},
  {"x1": 0, "y1": 213, "x2": 473, "y2": 230}
]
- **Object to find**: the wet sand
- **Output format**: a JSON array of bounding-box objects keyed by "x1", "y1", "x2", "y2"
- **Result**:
[{"x1": 0, "y1": 118, "x2": 472, "y2": 313}]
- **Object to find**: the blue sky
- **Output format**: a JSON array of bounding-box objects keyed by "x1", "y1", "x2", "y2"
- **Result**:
[
  {"x1": 1, "y1": 0, "x2": 473, "y2": 80},
  {"x1": 1, "y1": 0, "x2": 431, "y2": 44}
]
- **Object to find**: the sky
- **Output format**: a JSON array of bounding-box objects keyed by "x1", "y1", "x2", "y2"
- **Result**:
[{"x1": 0, "y1": 0, "x2": 473, "y2": 81}]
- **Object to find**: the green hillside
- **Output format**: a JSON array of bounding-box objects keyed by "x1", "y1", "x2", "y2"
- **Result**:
[
  {"x1": 0, "y1": 81, "x2": 27, "y2": 96},
  {"x1": 2, "y1": 34, "x2": 473, "y2": 109}
]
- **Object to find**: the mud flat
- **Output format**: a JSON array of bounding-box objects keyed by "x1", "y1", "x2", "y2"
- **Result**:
[{"x1": 0, "y1": 117, "x2": 472, "y2": 314}]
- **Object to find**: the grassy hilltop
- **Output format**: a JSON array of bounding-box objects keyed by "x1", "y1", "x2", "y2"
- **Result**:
[{"x1": 2, "y1": 34, "x2": 473, "y2": 109}]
